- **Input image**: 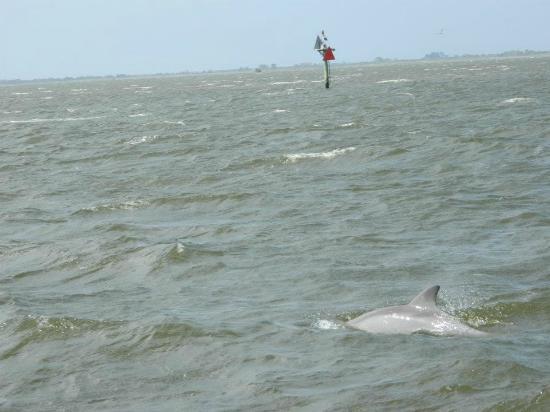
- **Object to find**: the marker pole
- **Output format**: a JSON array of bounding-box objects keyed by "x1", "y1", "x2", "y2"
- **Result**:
[{"x1": 324, "y1": 60, "x2": 330, "y2": 89}]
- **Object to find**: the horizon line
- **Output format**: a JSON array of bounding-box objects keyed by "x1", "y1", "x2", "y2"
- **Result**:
[{"x1": 1, "y1": 49, "x2": 548, "y2": 84}]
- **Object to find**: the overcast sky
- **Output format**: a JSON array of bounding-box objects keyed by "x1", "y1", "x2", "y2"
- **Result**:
[{"x1": 1, "y1": 0, "x2": 549, "y2": 79}]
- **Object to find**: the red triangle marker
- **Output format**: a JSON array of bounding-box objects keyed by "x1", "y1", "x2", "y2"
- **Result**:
[{"x1": 323, "y1": 47, "x2": 335, "y2": 61}]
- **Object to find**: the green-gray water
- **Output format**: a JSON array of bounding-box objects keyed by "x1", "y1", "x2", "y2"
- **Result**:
[{"x1": 1, "y1": 57, "x2": 550, "y2": 411}]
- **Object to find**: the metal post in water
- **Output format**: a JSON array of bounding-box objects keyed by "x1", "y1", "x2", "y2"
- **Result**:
[{"x1": 314, "y1": 30, "x2": 335, "y2": 89}]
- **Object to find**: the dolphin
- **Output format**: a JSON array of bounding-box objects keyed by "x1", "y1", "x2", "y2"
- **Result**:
[{"x1": 346, "y1": 285, "x2": 488, "y2": 336}]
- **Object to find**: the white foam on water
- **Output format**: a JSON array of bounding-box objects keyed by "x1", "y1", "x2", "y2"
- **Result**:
[
  {"x1": 12, "y1": 92, "x2": 31, "y2": 95},
  {"x1": 376, "y1": 79, "x2": 411, "y2": 84},
  {"x1": 284, "y1": 146, "x2": 356, "y2": 163},
  {"x1": 339, "y1": 122, "x2": 355, "y2": 128},
  {"x1": 80, "y1": 199, "x2": 149, "y2": 213},
  {"x1": 313, "y1": 319, "x2": 342, "y2": 330},
  {"x1": 126, "y1": 135, "x2": 159, "y2": 145},
  {"x1": 128, "y1": 113, "x2": 149, "y2": 118},
  {"x1": 176, "y1": 241, "x2": 186, "y2": 254},
  {"x1": 397, "y1": 92, "x2": 415, "y2": 98},
  {"x1": 500, "y1": 97, "x2": 535, "y2": 104},
  {"x1": 0, "y1": 116, "x2": 104, "y2": 124},
  {"x1": 273, "y1": 109, "x2": 288, "y2": 113},
  {"x1": 271, "y1": 80, "x2": 306, "y2": 85}
]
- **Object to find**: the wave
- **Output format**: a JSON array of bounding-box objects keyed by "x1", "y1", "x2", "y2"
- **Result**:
[
  {"x1": 284, "y1": 147, "x2": 356, "y2": 163},
  {"x1": 150, "y1": 241, "x2": 226, "y2": 274},
  {"x1": 99, "y1": 321, "x2": 240, "y2": 359},
  {"x1": 376, "y1": 79, "x2": 411, "y2": 84},
  {"x1": 454, "y1": 289, "x2": 550, "y2": 328},
  {"x1": 339, "y1": 122, "x2": 355, "y2": 128},
  {"x1": 72, "y1": 200, "x2": 150, "y2": 216},
  {"x1": 151, "y1": 192, "x2": 255, "y2": 208},
  {"x1": 0, "y1": 116, "x2": 105, "y2": 124},
  {"x1": 271, "y1": 80, "x2": 306, "y2": 85},
  {"x1": 1, "y1": 315, "x2": 124, "y2": 360},
  {"x1": 499, "y1": 97, "x2": 535, "y2": 104},
  {"x1": 490, "y1": 385, "x2": 550, "y2": 410},
  {"x1": 126, "y1": 135, "x2": 159, "y2": 145}
]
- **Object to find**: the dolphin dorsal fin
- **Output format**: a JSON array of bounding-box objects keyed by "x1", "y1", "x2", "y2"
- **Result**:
[{"x1": 409, "y1": 285, "x2": 440, "y2": 309}]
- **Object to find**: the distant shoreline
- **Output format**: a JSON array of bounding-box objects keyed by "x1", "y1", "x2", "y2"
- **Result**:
[{"x1": 2, "y1": 49, "x2": 549, "y2": 85}]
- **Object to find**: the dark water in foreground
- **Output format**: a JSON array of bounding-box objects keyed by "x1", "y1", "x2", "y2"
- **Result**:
[{"x1": 1, "y1": 57, "x2": 550, "y2": 411}]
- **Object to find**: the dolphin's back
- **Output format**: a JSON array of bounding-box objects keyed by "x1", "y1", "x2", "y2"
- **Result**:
[
  {"x1": 346, "y1": 286, "x2": 489, "y2": 336},
  {"x1": 346, "y1": 305, "x2": 439, "y2": 334}
]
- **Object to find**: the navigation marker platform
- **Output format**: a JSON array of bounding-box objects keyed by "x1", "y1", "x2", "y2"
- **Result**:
[{"x1": 314, "y1": 30, "x2": 336, "y2": 88}]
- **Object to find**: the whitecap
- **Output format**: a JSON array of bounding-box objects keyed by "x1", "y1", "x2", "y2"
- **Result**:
[
  {"x1": 12, "y1": 92, "x2": 31, "y2": 95},
  {"x1": 0, "y1": 116, "x2": 104, "y2": 124},
  {"x1": 271, "y1": 80, "x2": 306, "y2": 85},
  {"x1": 285, "y1": 147, "x2": 356, "y2": 163},
  {"x1": 126, "y1": 135, "x2": 159, "y2": 145},
  {"x1": 376, "y1": 79, "x2": 411, "y2": 84},
  {"x1": 500, "y1": 97, "x2": 535, "y2": 104},
  {"x1": 397, "y1": 92, "x2": 415, "y2": 99},
  {"x1": 128, "y1": 113, "x2": 149, "y2": 118},
  {"x1": 273, "y1": 109, "x2": 288, "y2": 113},
  {"x1": 340, "y1": 122, "x2": 355, "y2": 128},
  {"x1": 176, "y1": 241, "x2": 186, "y2": 254},
  {"x1": 313, "y1": 319, "x2": 342, "y2": 330},
  {"x1": 79, "y1": 199, "x2": 149, "y2": 213}
]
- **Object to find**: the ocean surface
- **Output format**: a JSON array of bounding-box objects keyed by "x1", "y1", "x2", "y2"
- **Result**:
[{"x1": 1, "y1": 56, "x2": 550, "y2": 411}]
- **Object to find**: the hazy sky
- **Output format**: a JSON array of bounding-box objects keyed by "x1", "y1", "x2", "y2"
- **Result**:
[{"x1": 2, "y1": 0, "x2": 549, "y2": 79}]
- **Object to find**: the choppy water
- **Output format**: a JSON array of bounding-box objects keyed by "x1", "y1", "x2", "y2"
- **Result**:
[{"x1": 1, "y1": 57, "x2": 550, "y2": 411}]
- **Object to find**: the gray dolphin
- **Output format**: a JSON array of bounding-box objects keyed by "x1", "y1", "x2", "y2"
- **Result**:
[{"x1": 346, "y1": 285, "x2": 488, "y2": 336}]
